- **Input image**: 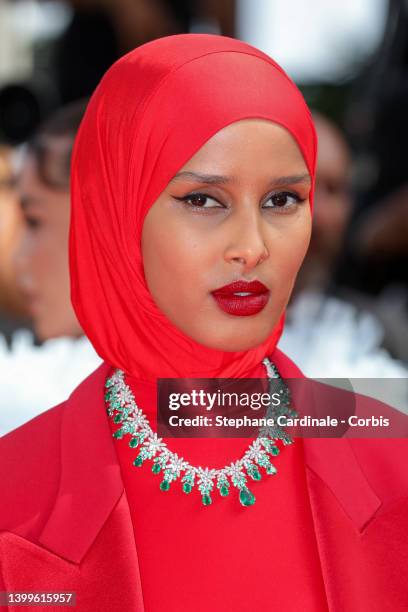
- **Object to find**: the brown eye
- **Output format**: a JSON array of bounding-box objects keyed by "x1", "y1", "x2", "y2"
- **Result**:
[
  {"x1": 264, "y1": 191, "x2": 301, "y2": 210},
  {"x1": 188, "y1": 194, "x2": 209, "y2": 207},
  {"x1": 273, "y1": 193, "x2": 290, "y2": 207},
  {"x1": 175, "y1": 193, "x2": 224, "y2": 209}
]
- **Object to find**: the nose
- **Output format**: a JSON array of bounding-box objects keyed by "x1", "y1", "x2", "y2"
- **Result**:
[{"x1": 223, "y1": 210, "x2": 269, "y2": 272}]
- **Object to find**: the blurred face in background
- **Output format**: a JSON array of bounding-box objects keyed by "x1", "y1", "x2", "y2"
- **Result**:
[
  {"x1": 13, "y1": 141, "x2": 82, "y2": 341},
  {"x1": 0, "y1": 146, "x2": 26, "y2": 317},
  {"x1": 295, "y1": 112, "x2": 352, "y2": 292}
]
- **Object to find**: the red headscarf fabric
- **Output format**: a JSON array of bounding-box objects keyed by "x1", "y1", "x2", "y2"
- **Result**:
[{"x1": 69, "y1": 34, "x2": 317, "y2": 381}]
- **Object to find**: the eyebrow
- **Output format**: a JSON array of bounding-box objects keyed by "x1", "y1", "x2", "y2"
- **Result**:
[{"x1": 170, "y1": 171, "x2": 311, "y2": 187}]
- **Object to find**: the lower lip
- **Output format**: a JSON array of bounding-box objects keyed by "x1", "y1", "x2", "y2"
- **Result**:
[{"x1": 212, "y1": 292, "x2": 270, "y2": 316}]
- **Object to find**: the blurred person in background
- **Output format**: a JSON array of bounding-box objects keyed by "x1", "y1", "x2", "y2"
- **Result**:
[
  {"x1": 293, "y1": 112, "x2": 353, "y2": 295},
  {"x1": 280, "y1": 111, "x2": 407, "y2": 378},
  {"x1": 333, "y1": 0, "x2": 408, "y2": 362},
  {"x1": 14, "y1": 104, "x2": 84, "y2": 341},
  {"x1": 0, "y1": 101, "x2": 101, "y2": 436},
  {"x1": 343, "y1": 182, "x2": 408, "y2": 362},
  {"x1": 0, "y1": 145, "x2": 28, "y2": 340}
]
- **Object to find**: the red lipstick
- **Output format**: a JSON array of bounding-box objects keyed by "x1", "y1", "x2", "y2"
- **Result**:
[{"x1": 211, "y1": 280, "x2": 270, "y2": 316}]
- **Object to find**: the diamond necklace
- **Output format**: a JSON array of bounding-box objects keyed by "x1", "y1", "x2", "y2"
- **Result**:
[{"x1": 106, "y1": 357, "x2": 297, "y2": 507}]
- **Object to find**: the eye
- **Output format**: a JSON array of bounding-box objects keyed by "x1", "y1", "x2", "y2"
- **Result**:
[
  {"x1": 263, "y1": 191, "x2": 303, "y2": 211},
  {"x1": 174, "y1": 192, "x2": 224, "y2": 209},
  {"x1": 23, "y1": 214, "x2": 42, "y2": 230}
]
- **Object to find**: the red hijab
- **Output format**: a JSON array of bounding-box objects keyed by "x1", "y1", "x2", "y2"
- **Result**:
[{"x1": 69, "y1": 34, "x2": 317, "y2": 381}]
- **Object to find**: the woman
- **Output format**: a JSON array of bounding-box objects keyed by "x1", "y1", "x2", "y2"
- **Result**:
[
  {"x1": 14, "y1": 100, "x2": 89, "y2": 342},
  {"x1": 0, "y1": 102, "x2": 101, "y2": 436},
  {"x1": 1, "y1": 35, "x2": 407, "y2": 612}
]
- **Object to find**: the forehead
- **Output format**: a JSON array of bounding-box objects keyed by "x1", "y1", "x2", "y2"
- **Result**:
[{"x1": 178, "y1": 119, "x2": 309, "y2": 176}]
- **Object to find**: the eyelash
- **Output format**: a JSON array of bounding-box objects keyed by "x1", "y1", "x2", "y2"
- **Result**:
[{"x1": 173, "y1": 191, "x2": 305, "y2": 213}]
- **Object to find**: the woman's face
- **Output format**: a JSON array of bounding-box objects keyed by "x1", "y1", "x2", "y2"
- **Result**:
[
  {"x1": 13, "y1": 153, "x2": 82, "y2": 341},
  {"x1": 142, "y1": 119, "x2": 312, "y2": 351}
]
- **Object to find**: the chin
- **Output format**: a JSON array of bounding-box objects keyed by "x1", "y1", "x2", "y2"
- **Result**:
[
  {"x1": 34, "y1": 323, "x2": 57, "y2": 342},
  {"x1": 194, "y1": 330, "x2": 271, "y2": 353},
  {"x1": 34, "y1": 314, "x2": 83, "y2": 342},
  {"x1": 222, "y1": 337, "x2": 268, "y2": 352},
  {"x1": 34, "y1": 321, "x2": 66, "y2": 342}
]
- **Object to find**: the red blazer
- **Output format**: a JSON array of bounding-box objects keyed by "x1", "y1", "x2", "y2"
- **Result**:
[{"x1": 1, "y1": 359, "x2": 408, "y2": 611}]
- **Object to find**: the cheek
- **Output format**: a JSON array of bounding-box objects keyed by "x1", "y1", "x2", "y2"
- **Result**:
[
  {"x1": 19, "y1": 234, "x2": 47, "y2": 280},
  {"x1": 31, "y1": 235, "x2": 53, "y2": 274},
  {"x1": 143, "y1": 216, "x2": 210, "y2": 303},
  {"x1": 32, "y1": 233, "x2": 69, "y2": 289}
]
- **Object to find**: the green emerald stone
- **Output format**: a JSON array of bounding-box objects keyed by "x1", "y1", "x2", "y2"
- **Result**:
[
  {"x1": 113, "y1": 414, "x2": 123, "y2": 423},
  {"x1": 220, "y1": 485, "x2": 229, "y2": 497},
  {"x1": 239, "y1": 487, "x2": 256, "y2": 507},
  {"x1": 104, "y1": 391, "x2": 112, "y2": 401},
  {"x1": 129, "y1": 437, "x2": 139, "y2": 448},
  {"x1": 113, "y1": 429, "x2": 124, "y2": 439},
  {"x1": 202, "y1": 493, "x2": 212, "y2": 506},
  {"x1": 133, "y1": 456, "x2": 143, "y2": 467},
  {"x1": 271, "y1": 446, "x2": 280, "y2": 456},
  {"x1": 160, "y1": 479, "x2": 170, "y2": 491},
  {"x1": 152, "y1": 463, "x2": 162, "y2": 474},
  {"x1": 266, "y1": 465, "x2": 277, "y2": 475},
  {"x1": 250, "y1": 468, "x2": 261, "y2": 481},
  {"x1": 183, "y1": 482, "x2": 192, "y2": 494}
]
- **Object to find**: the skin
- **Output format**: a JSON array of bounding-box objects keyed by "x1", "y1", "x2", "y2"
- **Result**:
[
  {"x1": 0, "y1": 146, "x2": 26, "y2": 316},
  {"x1": 13, "y1": 151, "x2": 82, "y2": 341},
  {"x1": 142, "y1": 119, "x2": 312, "y2": 352}
]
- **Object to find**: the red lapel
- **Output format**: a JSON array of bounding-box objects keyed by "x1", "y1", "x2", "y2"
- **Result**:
[
  {"x1": 302, "y1": 437, "x2": 381, "y2": 531},
  {"x1": 37, "y1": 362, "x2": 123, "y2": 563}
]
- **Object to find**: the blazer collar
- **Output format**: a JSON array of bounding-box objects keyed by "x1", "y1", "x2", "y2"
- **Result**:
[
  {"x1": 302, "y1": 438, "x2": 381, "y2": 532},
  {"x1": 38, "y1": 362, "x2": 124, "y2": 564},
  {"x1": 36, "y1": 364, "x2": 382, "y2": 564}
]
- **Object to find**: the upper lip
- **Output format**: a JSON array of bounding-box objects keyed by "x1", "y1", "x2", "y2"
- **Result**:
[{"x1": 212, "y1": 280, "x2": 269, "y2": 296}]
